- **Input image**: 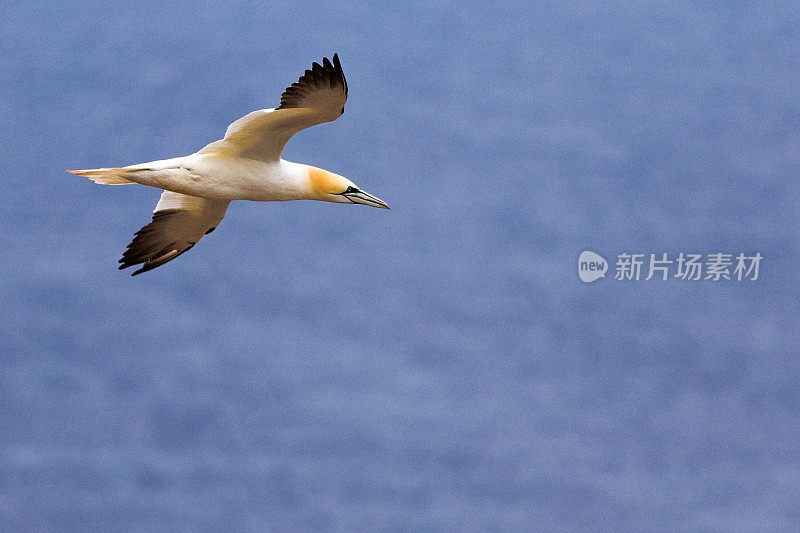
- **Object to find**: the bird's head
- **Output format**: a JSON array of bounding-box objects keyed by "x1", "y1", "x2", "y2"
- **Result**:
[{"x1": 307, "y1": 166, "x2": 390, "y2": 209}]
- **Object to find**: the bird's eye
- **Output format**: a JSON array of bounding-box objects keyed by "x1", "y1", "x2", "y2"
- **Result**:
[{"x1": 343, "y1": 186, "x2": 356, "y2": 194}]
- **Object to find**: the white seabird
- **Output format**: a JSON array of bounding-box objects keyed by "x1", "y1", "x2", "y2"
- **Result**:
[{"x1": 69, "y1": 54, "x2": 388, "y2": 275}]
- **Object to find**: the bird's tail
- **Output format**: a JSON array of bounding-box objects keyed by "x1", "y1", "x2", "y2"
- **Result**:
[{"x1": 67, "y1": 167, "x2": 136, "y2": 185}]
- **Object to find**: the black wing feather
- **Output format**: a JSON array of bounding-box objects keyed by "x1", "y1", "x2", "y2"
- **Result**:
[
  {"x1": 118, "y1": 209, "x2": 200, "y2": 276},
  {"x1": 278, "y1": 53, "x2": 347, "y2": 110}
]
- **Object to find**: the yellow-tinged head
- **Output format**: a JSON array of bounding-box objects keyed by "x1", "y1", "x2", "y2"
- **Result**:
[{"x1": 307, "y1": 166, "x2": 390, "y2": 209}]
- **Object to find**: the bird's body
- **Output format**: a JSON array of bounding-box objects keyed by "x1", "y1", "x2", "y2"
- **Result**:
[
  {"x1": 69, "y1": 54, "x2": 388, "y2": 275},
  {"x1": 91, "y1": 154, "x2": 318, "y2": 202}
]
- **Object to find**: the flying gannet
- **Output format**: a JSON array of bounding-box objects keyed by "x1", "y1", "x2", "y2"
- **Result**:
[{"x1": 69, "y1": 54, "x2": 388, "y2": 275}]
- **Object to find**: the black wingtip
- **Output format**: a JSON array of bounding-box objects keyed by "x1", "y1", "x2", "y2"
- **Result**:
[
  {"x1": 277, "y1": 53, "x2": 347, "y2": 110},
  {"x1": 116, "y1": 208, "x2": 200, "y2": 276}
]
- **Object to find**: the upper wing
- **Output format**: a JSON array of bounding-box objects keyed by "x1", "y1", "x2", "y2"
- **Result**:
[
  {"x1": 198, "y1": 54, "x2": 348, "y2": 162},
  {"x1": 118, "y1": 191, "x2": 230, "y2": 275}
]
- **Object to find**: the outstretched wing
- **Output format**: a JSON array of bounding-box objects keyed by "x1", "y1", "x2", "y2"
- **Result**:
[
  {"x1": 198, "y1": 53, "x2": 348, "y2": 162},
  {"x1": 119, "y1": 191, "x2": 230, "y2": 275}
]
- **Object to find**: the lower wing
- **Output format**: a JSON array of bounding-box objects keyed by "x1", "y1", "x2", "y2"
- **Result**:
[{"x1": 118, "y1": 191, "x2": 230, "y2": 275}]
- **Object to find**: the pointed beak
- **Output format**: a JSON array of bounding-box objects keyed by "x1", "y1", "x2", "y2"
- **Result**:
[{"x1": 343, "y1": 189, "x2": 390, "y2": 209}]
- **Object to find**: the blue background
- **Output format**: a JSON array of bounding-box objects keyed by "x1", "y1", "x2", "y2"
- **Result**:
[{"x1": 2, "y1": 1, "x2": 799, "y2": 530}]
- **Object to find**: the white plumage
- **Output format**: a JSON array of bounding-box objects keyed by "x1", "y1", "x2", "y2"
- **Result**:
[{"x1": 69, "y1": 54, "x2": 388, "y2": 275}]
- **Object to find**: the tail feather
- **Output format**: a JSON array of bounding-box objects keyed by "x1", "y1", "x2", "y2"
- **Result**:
[{"x1": 68, "y1": 168, "x2": 135, "y2": 185}]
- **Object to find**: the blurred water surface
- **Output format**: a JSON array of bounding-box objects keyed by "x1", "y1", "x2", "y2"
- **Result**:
[{"x1": 1, "y1": 1, "x2": 799, "y2": 530}]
